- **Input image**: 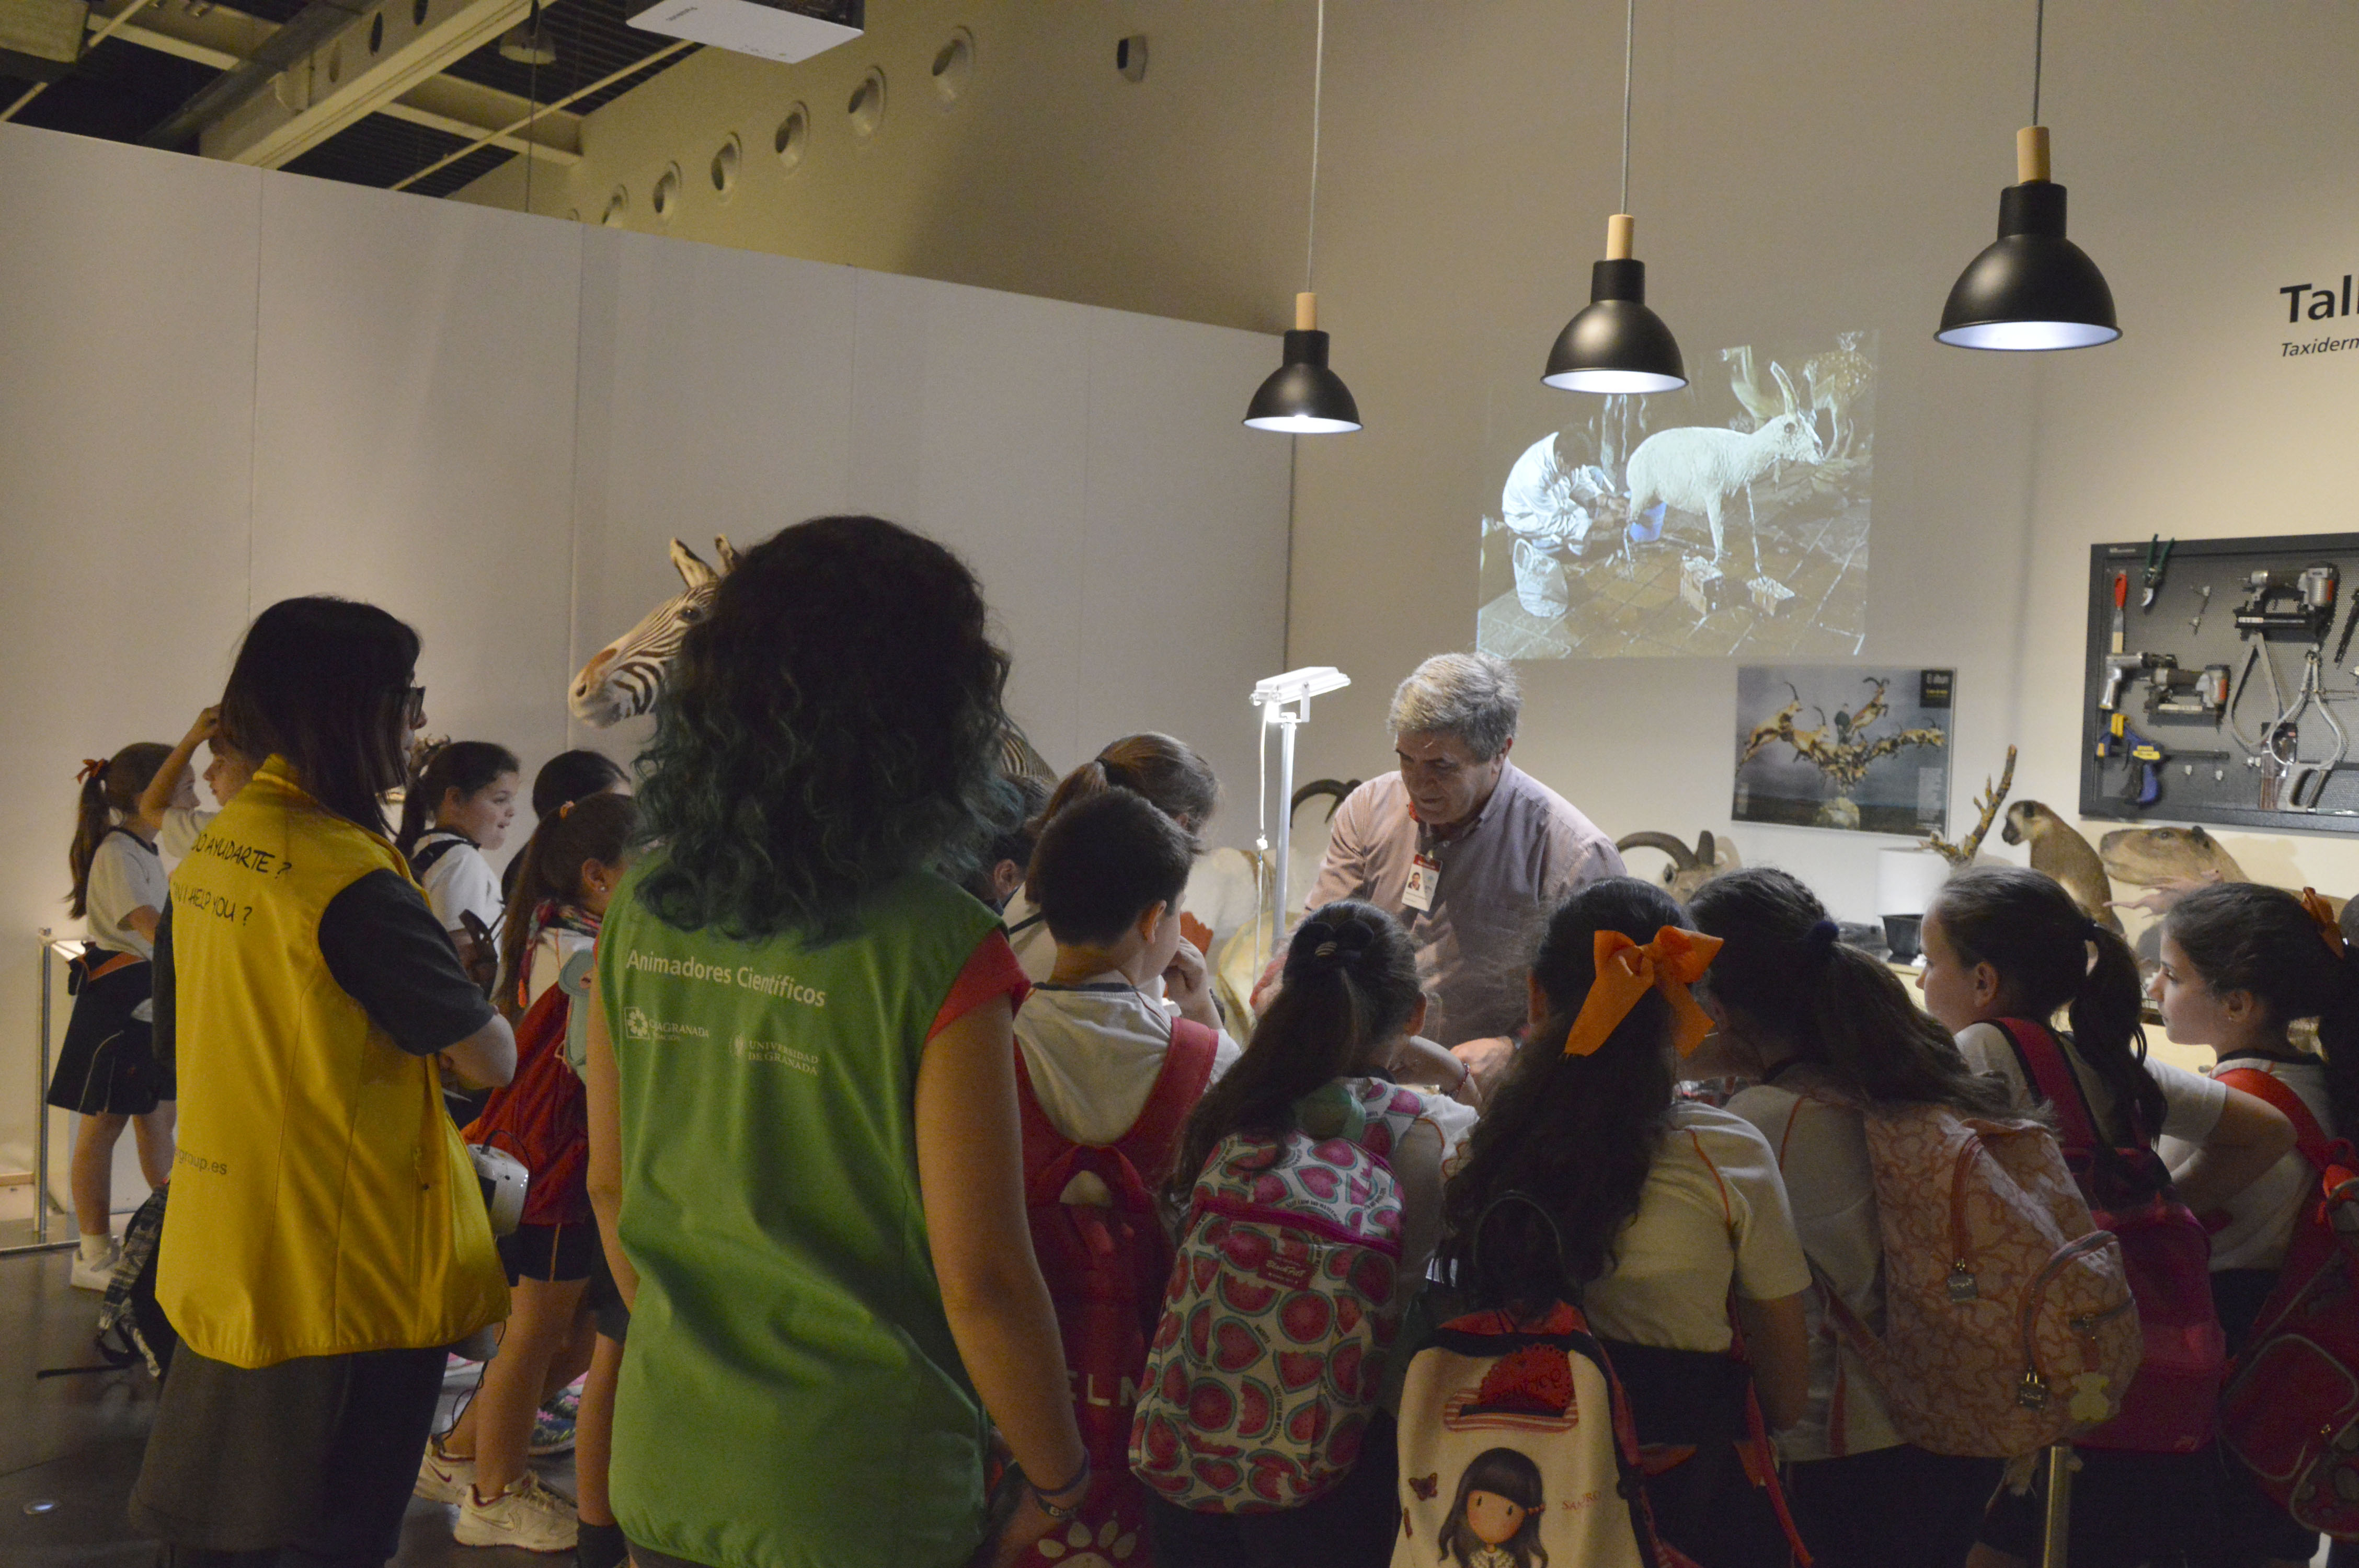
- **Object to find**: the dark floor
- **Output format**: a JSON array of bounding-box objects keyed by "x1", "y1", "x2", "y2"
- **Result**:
[{"x1": 1, "y1": 1247, "x2": 574, "y2": 1567}]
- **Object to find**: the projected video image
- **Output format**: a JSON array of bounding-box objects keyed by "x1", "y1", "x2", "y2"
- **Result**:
[{"x1": 1476, "y1": 330, "x2": 1875, "y2": 661}]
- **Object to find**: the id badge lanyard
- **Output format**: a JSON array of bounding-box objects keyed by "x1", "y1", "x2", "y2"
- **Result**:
[{"x1": 1402, "y1": 835, "x2": 1441, "y2": 914}]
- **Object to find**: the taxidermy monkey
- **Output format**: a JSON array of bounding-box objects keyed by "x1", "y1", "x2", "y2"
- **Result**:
[{"x1": 2001, "y1": 801, "x2": 2123, "y2": 935}]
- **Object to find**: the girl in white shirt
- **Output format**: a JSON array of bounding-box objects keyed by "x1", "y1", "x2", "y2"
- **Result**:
[
  {"x1": 47, "y1": 744, "x2": 180, "y2": 1288},
  {"x1": 1687, "y1": 867, "x2": 2017, "y2": 1568},
  {"x1": 1437, "y1": 877, "x2": 1812, "y2": 1568},
  {"x1": 2150, "y1": 881, "x2": 2354, "y2": 1568},
  {"x1": 398, "y1": 740, "x2": 522, "y2": 988},
  {"x1": 1919, "y1": 866, "x2": 2294, "y2": 1568}
]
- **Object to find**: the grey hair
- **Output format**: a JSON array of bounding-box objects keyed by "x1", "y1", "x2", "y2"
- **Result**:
[{"x1": 1388, "y1": 652, "x2": 1521, "y2": 760}]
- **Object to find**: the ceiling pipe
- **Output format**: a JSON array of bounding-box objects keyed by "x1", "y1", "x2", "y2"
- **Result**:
[{"x1": 138, "y1": 0, "x2": 370, "y2": 147}]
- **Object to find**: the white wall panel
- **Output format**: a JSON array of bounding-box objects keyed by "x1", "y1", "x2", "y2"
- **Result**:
[
  {"x1": 249, "y1": 176, "x2": 583, "y2": 798},
  {"x1": 0, "y1": 127, "x2": 264, "y2": 1173}
]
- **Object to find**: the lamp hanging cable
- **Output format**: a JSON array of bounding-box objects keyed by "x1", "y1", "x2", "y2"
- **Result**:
[
  {"x1": 1619, "y1": 0, "x2": 1634, "y2": 213},
  {"x1": 2031, "y1": 0, "x2": 2044, "y2": 126},
  {"x1": 1304, "y1": 0, "x2": 1325, "y2": 295}
]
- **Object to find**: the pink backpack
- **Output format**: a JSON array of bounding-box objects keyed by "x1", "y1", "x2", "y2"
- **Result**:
[
  {"x1": 1801, "y1": 1095, "x2": 2142, "y2": 1457},
  {"x1": 1129, "y1": 1077, "x2": 1425, "y2": 1512},
  {"x1": 1997, "y1": 1019, "x2": 2226, "y2": 1454}
]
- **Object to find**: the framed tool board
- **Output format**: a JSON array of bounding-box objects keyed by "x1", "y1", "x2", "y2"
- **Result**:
[{"x1": 2080, "y1": 533, "x2": 2359, "y2": 833}]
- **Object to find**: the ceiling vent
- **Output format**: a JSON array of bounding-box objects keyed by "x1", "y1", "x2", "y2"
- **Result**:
[{"x1": 625, "y1": 0, "x2": 860, "y2": 65}]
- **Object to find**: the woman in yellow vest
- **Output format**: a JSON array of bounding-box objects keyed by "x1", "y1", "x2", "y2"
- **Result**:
[
  {"x1": 581, "y1": 516, "x2": 1088, "y2": 1568},
  {"x1": 130, "y1": 596, "x2": 519, "y2": 1568}
]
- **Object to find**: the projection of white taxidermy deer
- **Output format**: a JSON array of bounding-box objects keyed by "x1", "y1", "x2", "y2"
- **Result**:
[
  {"x1": 1804, "y1": 331, "x2": 1872, "y2": 459},
  {"x1": 1624, "y1": 363, "x2": 1822, "y2": 562},
  {"x1": 569, "y1": 537, "x2": 739, "y2": 727}
]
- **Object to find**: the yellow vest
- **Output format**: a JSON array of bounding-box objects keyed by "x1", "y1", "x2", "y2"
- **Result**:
[{"x1": 155, "y1": 759, "x2": 509, "y2": 1368}]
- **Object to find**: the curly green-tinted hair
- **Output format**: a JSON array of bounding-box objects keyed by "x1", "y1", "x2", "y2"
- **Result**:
[{"x1": 631, "y1": 515, "x2": 1014, "y2": 943}]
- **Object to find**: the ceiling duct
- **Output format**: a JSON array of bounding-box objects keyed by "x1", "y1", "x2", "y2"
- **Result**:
[
  {"x1": 624, "y1": 0, "x2": 854, "y2": 66},
  {"x1": 139, "y1": 0, "x2": 369, "y2": 146}
]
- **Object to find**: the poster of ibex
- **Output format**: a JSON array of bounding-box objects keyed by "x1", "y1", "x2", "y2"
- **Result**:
[
  {"x1": 1732, "y1": 665, "x2": 1953, "y2": 835},
  {"x1": 1477, "y1": 330, "x2": 1873, "y2": 661}
]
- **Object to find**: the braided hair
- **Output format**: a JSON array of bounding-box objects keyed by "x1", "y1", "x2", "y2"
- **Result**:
[{"x1": 1166, "y1": 899, "x2": 1421, "y2": 1209}]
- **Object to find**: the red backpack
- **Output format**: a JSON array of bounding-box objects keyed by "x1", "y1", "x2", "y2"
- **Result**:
[
  {"x1": 2215, "y1": 1064, "x2": 2359, "y2": 1538},
  {"x1": 1997, "y1": 1019, "x2": 2226, "y2": 1454},
  {"x1": 463, "y1": 978, "x2": 590, "y2": 1227},
  {"x1": 1010, "y1": 1019, "x2": 1218, "y2": 1566}
]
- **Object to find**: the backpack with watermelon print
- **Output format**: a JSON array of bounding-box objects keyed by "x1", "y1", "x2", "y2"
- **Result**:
[{"x1": 1129, "y1": 1076, "x2": 1428, "y2": 1512}]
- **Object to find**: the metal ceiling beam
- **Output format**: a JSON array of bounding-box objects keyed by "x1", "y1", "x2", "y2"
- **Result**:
[
  {"x1": 136, "y1": 0, "x2": 559, "y2": 167},
  {"x1": 95, "y1": 0, "x2": 577, "y2": 160},
  {"x1": 98, "y1": 0, "x2": 585, "y2": 159}
]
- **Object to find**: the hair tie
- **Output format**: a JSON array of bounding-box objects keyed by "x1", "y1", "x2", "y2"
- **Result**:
[
  {"x1": 2081, "y1": 916, "x2": 2105, "y2": 940},
  {"x1": 1562, "y1": 926, "x2": 1723, "y2": 1059},
  {"x1": 76, "y1": 758, "x2": 109, "y2": 784},
  {"x1": 558, "y1": 800, "x2": 576, "y2": 819},
  {"x1": 2301, "y1": 888, "x2": 2347, "y2": 959},
  {"x1": 1807, "y1": 919, "x2": 1839, "y2": 958},
  {"x1": 1292, "y1": 914, "x2": 1376, "y2": 974}
]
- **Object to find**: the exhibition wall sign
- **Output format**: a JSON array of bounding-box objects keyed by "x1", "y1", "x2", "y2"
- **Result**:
[
  {"x1": 1732, "y1": 664, "x2": 1953, "y2": 836},
  {"x1": 1477, "y1": 330, "x2": 1875, "y2": 661}
]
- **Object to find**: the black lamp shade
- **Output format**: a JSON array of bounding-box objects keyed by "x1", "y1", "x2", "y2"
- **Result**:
[
  {"x1": 1938, "y1": 180, "x2": 2119, "y2": 350},
  {"x1": 1543, "y1": 258, "x2": 1687, "y2": 394},
  {"x1": 1244, "y1": 328, "x2": 1361, "y2": 433}
]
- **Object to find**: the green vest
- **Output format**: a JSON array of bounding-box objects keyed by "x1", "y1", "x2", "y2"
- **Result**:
[{"x1": 600, "y1": 863, "x2": 1005, "y2": 1568}]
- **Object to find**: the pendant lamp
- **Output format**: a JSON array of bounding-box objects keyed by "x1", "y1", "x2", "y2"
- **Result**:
[
  {"x1": 1245, "y1": 0, "x2": 1360, "y2": 434},
  {"x1": 1937, "y1": 0, "x2": 2118, "y2": 350},
  {"x1": 1543, "y1": 0, "x2": 1685, "y2": 394}
]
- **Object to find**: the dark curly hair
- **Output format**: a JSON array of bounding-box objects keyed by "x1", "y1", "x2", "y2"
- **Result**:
[
  {"x1": 631, "y1": 515, "x2": 1014, "y2": 943},
  {"x1": 1166, "y1": 900, "x2": 1422, "y2": 1210},
  {"x1": 2166, "y1": 882, "x2": 2359, "y2": 1127},
  {"x1": 1438, "y1": 877, "x2": 1687, "y2": 1311}
]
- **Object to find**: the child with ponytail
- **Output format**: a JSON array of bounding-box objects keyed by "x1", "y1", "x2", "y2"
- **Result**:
[
  {"x1": 1688, "y1": 868, "x2": 2012, "y2": 1568},
  {"x1": 1136, "y1": 900, "x2": 1451, "y2": 1568},
  {"x1": 399, "y1": 740, "x2": 523, "y2": 985},
  {"x1": 420, "y1": 790, "x2": 637, "y2": 1559},
  {"x1": 1438, "y1": 877, "x2": 1813, "y2": 1567},
  {"x1": 49, "y1": 743, "x2": 181, "y2": 1289},
  {"x1": 2152, "y1": 881, "x2": 2354, "y2": 1568},
  {"x1": 1920, "y1": 866, "x2": 2296, "y2": 1568}
]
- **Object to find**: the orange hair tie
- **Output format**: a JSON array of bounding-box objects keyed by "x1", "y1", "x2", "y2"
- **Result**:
[
  {"x1": 558, "y1": 800, "x2": 576, "y2": 818},
  {"x1": 2300, "y1": 887, "x2": 2346, "y2": 958},
  {"x1": 1562, "y1": 926, "x2": 1724, "y2": 1059},
  {"x1": 76, "y1": 757, "x2": 109, "y2": 785}
]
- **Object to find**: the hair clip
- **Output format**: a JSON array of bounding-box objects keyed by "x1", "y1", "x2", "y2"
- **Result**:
[{"x1": 77, "y1": 758, "x2": 109, "y2": 784}]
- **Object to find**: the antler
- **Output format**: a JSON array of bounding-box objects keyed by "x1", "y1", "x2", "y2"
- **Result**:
[{"x1": 1922, "y1": 744, "x2": 2017, "y2": 867}]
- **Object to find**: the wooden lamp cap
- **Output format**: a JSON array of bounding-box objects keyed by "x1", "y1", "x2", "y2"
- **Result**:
[
  {"x1": 1295, "y1": 292, "x2": 1318, "y2": 332},
  {"x1": 2017, "y1": 125, "x2": 2052, "y2": 184},
  {"x1": 1606, "y1": 213, "x2": 1635, "y2": 261}
]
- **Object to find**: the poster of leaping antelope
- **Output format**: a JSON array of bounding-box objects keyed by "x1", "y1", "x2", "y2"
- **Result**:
[{"x1": 1476, "y1": 329, "x2": 1874, "y2": 660}]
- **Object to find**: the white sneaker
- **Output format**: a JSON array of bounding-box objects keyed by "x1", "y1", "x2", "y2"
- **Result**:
[
  {"x1": 68, "y1": 1247, "x2": 116, "y2": 1292},
  {"x1": 414, "y1": 1436, "x2": 474, "y2": 1504},
  {"x1": 455, "y1": 1472, "x2": 578, "y2": 1553}
]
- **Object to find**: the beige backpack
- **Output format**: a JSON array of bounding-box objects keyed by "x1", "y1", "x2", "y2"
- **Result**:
[{"x1": 1799, "y1": 1100, "x2": 2142, "y2": 1458}]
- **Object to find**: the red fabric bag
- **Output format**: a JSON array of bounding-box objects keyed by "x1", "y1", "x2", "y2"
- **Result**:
[
  {"x1": 1011, "y1": 1018, "x2": 1217, "y2": 1565},
  {"x1": 1998, "y1": 1018, "x2": 2225, "y2": 1453},
  {"x1": 463, "y1": 979, "x2": 590, "y2": 1228}
]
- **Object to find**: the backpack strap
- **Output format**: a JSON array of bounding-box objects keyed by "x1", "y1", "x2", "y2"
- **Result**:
[
  {"x1": 409, "y1": 834, "x2": 472, "y2": 877},
  {"x1": 2217, "y1": 1065, "x2": 2331, "y2": 1173},
  {"x1": 1996, "y1": 1017, "x2": 2108, "y2": 1157},
  {"x1": 1009, "y1": 1046, "x2": 1071, "y2": 1190},
  {"x1": 1114, "y1": 1017, "x2": 1219, "y2": 1188}
]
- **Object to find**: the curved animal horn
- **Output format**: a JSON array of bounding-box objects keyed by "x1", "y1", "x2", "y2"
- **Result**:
[
  {"x1": 1290, "y1": 779, "x2": 1356, "y2": 823},
  {"x1": 1695, "y1": 830, "x2": 1716, "y2": 865},
  {"x1": 1614, "y1": 831, "x2": 1699, "y2": 871},
  {"x1": 714, "y1": 536, "x2": 740, "y2": 573},
  {"x1": 1771, "y1": 362, "x2": 1799, "y2": 417},
  {"x1": 670, "y1": 538, "x2": 717, "y2": 590}
]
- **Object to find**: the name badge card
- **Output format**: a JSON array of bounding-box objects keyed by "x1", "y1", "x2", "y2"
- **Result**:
[{"x1": 1403, "y1": 854, "x2": 1440, "y2": 913}]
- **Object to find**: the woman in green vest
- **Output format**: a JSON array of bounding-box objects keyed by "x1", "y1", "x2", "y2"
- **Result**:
[
  {"x1": 131, "y1": 596, "x2": 519, "y2": 1567},
  {"x1": 584, "y1": 515, "x2": 1087, "y2": 1568}
]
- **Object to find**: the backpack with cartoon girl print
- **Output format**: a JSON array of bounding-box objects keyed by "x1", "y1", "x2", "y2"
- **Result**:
[{"x1": 1129, "y1": 1077, "x2": 1424, "y2": 1512}]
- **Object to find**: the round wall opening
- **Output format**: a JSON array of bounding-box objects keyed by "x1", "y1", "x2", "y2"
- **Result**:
[
  {"x1": 368, "y1": 13, "x2": 383, "y2": 53},
  {"x1": 601, "y1": 187, "x2": 628, "y2": 226},
  {"x1": 709, "y1": 134, "x2": 741, "y2": 198},
  {"x1": 651, "y1": 163, "x2": 682, "y2": 220},
  {"x1": 774, "y1": 103, "x2": 809, "y2": 171},
  {"x1": 846, "y1": 67, "x2": 885, "y2": 137},
  {"x1": 930, "y1": 28, "x2": 973, "y2": 104}
]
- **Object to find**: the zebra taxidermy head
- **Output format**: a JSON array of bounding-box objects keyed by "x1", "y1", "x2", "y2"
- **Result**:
[{"x1": 569, "y1": 536, "x2": 740, "y2": 728}]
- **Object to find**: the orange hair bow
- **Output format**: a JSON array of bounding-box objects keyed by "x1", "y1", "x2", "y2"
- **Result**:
[
  {"x1": 2301, "y1": 888, "x2": 2346, "y2": 959},
  {"x1": 76, "y1": 757, "x2": 109, "y2": 784},
  {"x1": 1562, "y1": 926, "x2": 1724, "y2": 1059}
]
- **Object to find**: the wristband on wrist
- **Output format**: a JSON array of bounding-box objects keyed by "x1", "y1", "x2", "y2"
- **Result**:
[{"x1": 1033, "y1": 1457, "x2": 1093, "y2": 1519}]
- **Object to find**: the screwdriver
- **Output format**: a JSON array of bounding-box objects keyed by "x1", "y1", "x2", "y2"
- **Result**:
[{"x1": 2112, "y1": 572, "x2": 2128, "y2": 655}]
